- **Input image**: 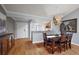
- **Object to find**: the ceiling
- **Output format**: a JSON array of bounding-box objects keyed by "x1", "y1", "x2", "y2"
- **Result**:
[{"x1": 3, "y1": 4, "x2": 79, "y2": 22}]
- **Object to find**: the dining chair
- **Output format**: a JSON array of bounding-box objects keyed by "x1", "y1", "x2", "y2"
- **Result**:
[
  {"x1": 58, "y1": 34, "x2": 67, "y2": 53},
  {"x1": 43, "y1": 33, "x2": 61, "y2": 54},
  {"x1": 43, "y1": 33, "x2": 53, "y2": 53},
  {"x1": 51, "y1": 37, "x2": 61, "y2": 54},
  {"x1": 66, "y1": 34, "x2": 73, "y2": 49},
  {"x1": 59, "y1": 22, "x2": 67, "y2": 53}
]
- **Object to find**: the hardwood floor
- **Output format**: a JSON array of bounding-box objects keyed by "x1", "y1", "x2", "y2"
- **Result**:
[{"x1": 8, "y1": 38, "x2": 79, "y2": 55}]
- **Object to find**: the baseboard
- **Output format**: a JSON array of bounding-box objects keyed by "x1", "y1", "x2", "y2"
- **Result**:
[
  {"x1": 32, "y1": 40, "x2": 44, "y2": 44},
  {"x1": 72, "y1": 42, "x2": 79, "y2": 46}
]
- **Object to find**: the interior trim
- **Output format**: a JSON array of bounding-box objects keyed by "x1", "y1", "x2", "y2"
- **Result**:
[{"x1": 72, "y1": 42, "x2": 79, "y2": 46}]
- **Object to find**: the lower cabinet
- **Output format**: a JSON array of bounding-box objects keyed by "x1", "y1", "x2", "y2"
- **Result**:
[
  {"x1": 2, "y1": 37, "x2": 9, "y2": 55},
  {"x1": 0, "y1": 33, "x2": 15, "y2": 55},
  {"x1": 0, "y1": 39, "x2": 2, "y2": 55},
  {"x1": 31, "y1": 31, "x2": 44, "y2": 43}
]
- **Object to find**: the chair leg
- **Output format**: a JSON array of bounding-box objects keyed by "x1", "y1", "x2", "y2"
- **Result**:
[
  {"x1": 69, "y1": 43, "x2": 71, "y2": 49},
  {"x1": 66, "y1": 42, "x2": 68, "y2": 50},
  {"x1": 59, "y1": 47, "x2": 61, "y2": 53},
  {"x1": 64, "y1": 44, "x2": 66, "y2": 51},
  {"x1": 44, "y1": 42, "x2": 45, "y2": 46},
  {"x1": 59, "y1": 43, "x2": 66, "y2": 53},
  {"x1": 52, "y1": 49, "x2": 54, "y2": 54},
  {"x1": 59, "y1": 45, "x2": 61, "y2": 53}
]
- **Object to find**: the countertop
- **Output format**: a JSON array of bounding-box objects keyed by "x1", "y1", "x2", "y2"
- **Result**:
[{"x1": 0, "y1": 33, "x2": 13, "y2": 37}]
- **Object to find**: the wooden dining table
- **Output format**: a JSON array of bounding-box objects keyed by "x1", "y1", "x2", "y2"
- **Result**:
[{"x1": 47, "y1": 34, "x2": 61, "y2": 53}]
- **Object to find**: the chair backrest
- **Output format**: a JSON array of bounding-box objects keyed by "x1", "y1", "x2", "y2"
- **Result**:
[
  {"x1": 60, "y1": 22, "x2": 66, "y2": 35},
  {"x1": 60, "y1": 34, "x2": 67, "y2": 42},
  {"x1": 43, "y1": 33, "x2": 47, "y2": 41},
  {"x1": 60, "y1": 22, "x2": 67, "y2": 42},
  {"x1": 67, "y1": 34, "x2": 73, "y2": 41}
]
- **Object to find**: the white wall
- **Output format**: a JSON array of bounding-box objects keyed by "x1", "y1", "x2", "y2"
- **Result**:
[
  {"x1": 62, "y1": 8, "x2": 79, "y2": 45},
  {"x1": 15, "y1": 22, "x2": 28, "y2": 39}
]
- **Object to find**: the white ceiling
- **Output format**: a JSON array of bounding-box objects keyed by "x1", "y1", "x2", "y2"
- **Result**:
[
  {"x1": 3, "y1": 4, "x2": 79, "y2": 21},
  {"x1": 4, "y1": 4, "x2": 47, "y2": 16}
]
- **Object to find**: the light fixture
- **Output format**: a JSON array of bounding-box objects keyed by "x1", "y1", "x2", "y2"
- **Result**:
[{"x1": 53, "y1": 16, "x2": 61, "y2": 25}]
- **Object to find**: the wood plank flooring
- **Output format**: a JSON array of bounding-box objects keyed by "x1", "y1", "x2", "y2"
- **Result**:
[{"x1": 8, "y1": 38, "x2": 79, "y2": 55}]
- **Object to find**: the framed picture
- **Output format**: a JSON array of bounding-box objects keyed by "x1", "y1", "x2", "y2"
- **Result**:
[{"x1": 63, "y1": 18, "x2": 77, "y2": 33}]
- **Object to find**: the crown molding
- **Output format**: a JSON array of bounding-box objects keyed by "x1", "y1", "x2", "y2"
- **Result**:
[
  {"x1": 6, "y1": 11, "x2": 52, "y2": 20},
  {"x1": 1, "y1": 4, "x2": 78, "y2": 21},
  {"x1": 1, "y1": 4, "x2": 8, "y2": 12},
  {"x1": 62, "y1": 8, "x2": 79, "y2": 18},
  {"x1": 0, "y1": 4, "x2": 64, "y2": 21},
  {"x1": 1, "y1": 4, "x2": 52, "y2": 21}
]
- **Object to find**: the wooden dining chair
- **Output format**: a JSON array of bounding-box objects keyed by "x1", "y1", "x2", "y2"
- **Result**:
[
  {"x1": 51, "y1": 37, "x2": 61, "y2": 54},
  {"x1": 43, "y1": 33, "x2": 53, "y2": 53},
  {"x1": 44, "y1": 34, "x2": 61, "y2": 54},
  {"x1": 58, "y1": 34, "x2": 67, "y2": 53},
  {"x1": 66, "y1": 34, "x2": 73, "y2": 49},
  {"x1": 59, "y1": 22, "x2": 67, "y2": 53}
]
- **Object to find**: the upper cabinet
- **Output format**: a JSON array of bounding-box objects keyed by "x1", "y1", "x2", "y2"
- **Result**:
[
  {"x1": 0, "y1": 5, "x2": 6, "y2": 15},
  {"x1": 0, "y1": 5, "x2": 6, "y2": 34},
  {"x1": 0, "y1": 12, "x2": 6, "y2": 20},
  {"x1": 0, "y1": 5, "x2": 6, "y2": 20}
]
